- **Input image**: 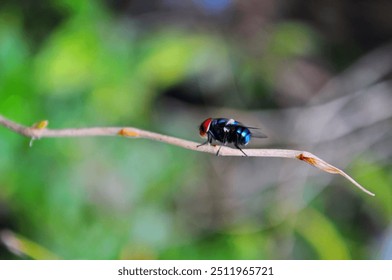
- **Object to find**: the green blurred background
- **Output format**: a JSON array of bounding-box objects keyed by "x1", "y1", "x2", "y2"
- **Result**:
[{"x1": 1, "y1": 0, "x2": 392, "y2": 260}]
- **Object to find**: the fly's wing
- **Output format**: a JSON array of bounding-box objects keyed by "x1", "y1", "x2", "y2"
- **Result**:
[
  {"x1": 216, "y1": 118, "x2": 230, "y2": 127},
  {"x1": 224, "y1": 123, "x2": 268, "y2": 139},
  {"x1": 249, "y1": 128, "x2": 268, "y2": 138}
]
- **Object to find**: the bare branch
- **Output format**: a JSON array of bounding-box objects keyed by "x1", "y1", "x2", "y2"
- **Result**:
[{"x1": 0, "y1": 114, "x2": 375, "y2": 196}]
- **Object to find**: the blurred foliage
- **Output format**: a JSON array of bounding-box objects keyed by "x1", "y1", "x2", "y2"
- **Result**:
[{"x1": 1, "y1": 0, "x2": 392, "y2": 260}]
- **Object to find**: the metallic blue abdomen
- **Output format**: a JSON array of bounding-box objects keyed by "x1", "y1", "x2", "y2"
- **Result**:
[{"x1": 236, "y1": 126, "x2": 251, "y2": 145}]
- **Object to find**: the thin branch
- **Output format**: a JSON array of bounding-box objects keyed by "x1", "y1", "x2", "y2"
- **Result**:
[{"x1": 0, "y1": 114, "x2": 375, "y2": 196}]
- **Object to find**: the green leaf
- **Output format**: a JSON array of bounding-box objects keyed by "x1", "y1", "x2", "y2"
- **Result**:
[{"x1": 296, "y1": 208, "x2": 351, "y2": 259}]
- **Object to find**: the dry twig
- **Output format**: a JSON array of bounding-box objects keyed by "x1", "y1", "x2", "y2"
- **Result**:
[{"x1": 0, "y1": 114, "x2": 375, "y2": 196}]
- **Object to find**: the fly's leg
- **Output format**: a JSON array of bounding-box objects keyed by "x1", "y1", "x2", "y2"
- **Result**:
[
  {"x1": 234, "y1": 143, "x2": 248, "y2": 156},
  {"x1": 216, "y1": 145, "x2": 223, "y2": 156},
  {"x1": 234, "y1": 133, "x2": 248, "y2": 156},
  {"x1": 197, "y1": 133, "x2": 213, "y2": 148},
  {"x1": 197, "y1": 140, "x2": 209, "y2": 148},
  {"x1": 216, "y1": 132, "x2": 229, "y2": 156}
]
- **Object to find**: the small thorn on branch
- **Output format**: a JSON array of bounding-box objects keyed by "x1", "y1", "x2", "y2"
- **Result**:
[
  {"x1": 118, "y1": 128, "x2": 139, "y2": 137},
  {"x1": 29, "y1": 120, "x2": 49, "y2": 147},
  {"x1": 32, "y1": 120, "x2": 49, "y2": 129}
]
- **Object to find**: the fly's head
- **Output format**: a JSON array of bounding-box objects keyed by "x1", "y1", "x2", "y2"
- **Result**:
[{"x1": 199, "y1": 118, "x2": 212, "y2": 138}]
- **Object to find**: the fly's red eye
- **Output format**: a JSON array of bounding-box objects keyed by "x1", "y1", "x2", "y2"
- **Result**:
[{"x1": 199, "y1": 118, "x2": 212, "y2": 137}]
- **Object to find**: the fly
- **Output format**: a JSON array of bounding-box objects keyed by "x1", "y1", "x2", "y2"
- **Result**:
[{"x1": 197, "y1": 118, "x2": 267, "y2": 156}]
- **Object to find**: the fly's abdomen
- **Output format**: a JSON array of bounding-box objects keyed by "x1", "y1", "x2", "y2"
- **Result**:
[{"x1": 236, "y1": 126, "x2": 251, "y2": 145}]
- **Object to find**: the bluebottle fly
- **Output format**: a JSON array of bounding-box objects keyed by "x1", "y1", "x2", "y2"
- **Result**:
[{"x1": 198, "y1": 118, "x2": 267, "y2": 156}]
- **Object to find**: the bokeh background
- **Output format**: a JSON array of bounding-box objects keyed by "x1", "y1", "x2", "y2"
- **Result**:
[{"x1": 1, "y1": 0, "x2": 392, "y2": 260}]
